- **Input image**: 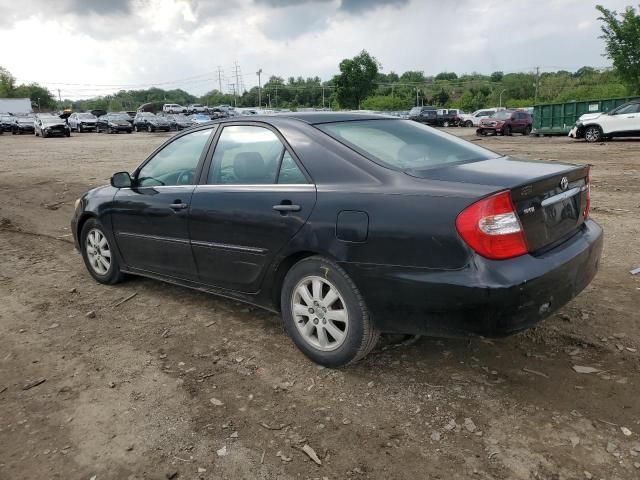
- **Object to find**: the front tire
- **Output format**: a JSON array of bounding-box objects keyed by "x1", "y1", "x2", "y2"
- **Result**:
[
  {"x1": 504, "y1": 125, "x2": 512, "y2": 136},
  {"x1": 584, "y1": 125, "x2": 602, "y2": 143},
  {"x1": 147, "y1": 124, "x2": 153, "y2": 132},
  {"x1": 281, "y1": 256, "x2": 379, "y2": 367},
  {"x1": 464, "y1": 120, "x2": 473, "y2": 127},
  {"x1": 80, "y1": 218, "x2": 125, "y2": 285}
]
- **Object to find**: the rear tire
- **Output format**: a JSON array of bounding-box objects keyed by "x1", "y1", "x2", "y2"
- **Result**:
[
  {"x1": 504, "y1": 125, "x2": 512, "y2": 136},
  {"x1": 281, "y1": 256, "x2": 380, "y2": 367},
  {"x1": 464, "y1": 120, "x2": 473, "y2": 127},
  {"x1": 584, "y1": 125, "x2": 602, "y2": 143},
  {"x1": 523, "y1": 125, "x2": 532, "y2": 136},
  {"x1": 80, "y1": 218, "x2": 125, "y2": 285}
]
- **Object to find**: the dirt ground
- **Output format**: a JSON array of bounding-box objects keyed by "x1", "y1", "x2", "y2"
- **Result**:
[{"x1": 0, "y1": 127, "x2": 639, "y2": 480}]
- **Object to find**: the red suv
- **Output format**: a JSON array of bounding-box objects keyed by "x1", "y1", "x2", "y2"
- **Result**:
[{"x1": 477, "y1": 110, "x2": 532, "y2": 136}]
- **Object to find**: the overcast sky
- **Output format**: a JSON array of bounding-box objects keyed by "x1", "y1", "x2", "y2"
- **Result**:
[{"x1": 0, "y1": 0, "x2": 630, "y2": 99}]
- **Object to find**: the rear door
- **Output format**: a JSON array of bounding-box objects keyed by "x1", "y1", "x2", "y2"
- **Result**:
[
  {"x1": 189, "y1": 123, "x2": 316, "y2": 292},
  {"x1": 604, "y1": 102, "x2": 640, "y2": 134}
]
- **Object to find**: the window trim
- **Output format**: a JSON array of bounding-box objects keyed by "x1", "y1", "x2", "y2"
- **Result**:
[
  {"x1": 197, "y1": 121, "x2": 313, "y2": 186},
  {"x1": 132, "y1": 125, "x2": 218, "y2": 187}
]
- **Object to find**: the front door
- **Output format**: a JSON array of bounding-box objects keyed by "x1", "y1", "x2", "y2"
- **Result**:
[
  {"x1": 605, "y1": 103, "x2": 640, "y2": 134},
  {"x1": 111, "y1": 127, "x2": 215, "y2": 280},
  {"x1": 189, "y1": 124, "x2": 316, "y2": 292}
]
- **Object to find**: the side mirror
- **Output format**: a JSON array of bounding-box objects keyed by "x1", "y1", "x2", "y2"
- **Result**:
[{"x1": 111, "y1": 171, "x2": 132, "y2": 188}]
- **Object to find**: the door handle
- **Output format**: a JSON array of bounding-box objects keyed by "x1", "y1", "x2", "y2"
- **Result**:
[
  {"x1": 170, "y1": 202, "x2": 189, "y2": 210},
  {"x1": 273, "y1": 204, "x2": 301, "y2": 212}
]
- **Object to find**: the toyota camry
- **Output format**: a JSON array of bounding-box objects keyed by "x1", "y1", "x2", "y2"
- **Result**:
[{"x1": 71, "y1": 113, "x2": 603, "y2": 367}]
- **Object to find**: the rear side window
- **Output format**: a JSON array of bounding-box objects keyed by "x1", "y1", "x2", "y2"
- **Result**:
[
  {"x1": 317, "y1": 119, "x2": 499, "y2": 171},
  {"x1": 278, "y1": 152, "x2": 307, "y2": 184}
]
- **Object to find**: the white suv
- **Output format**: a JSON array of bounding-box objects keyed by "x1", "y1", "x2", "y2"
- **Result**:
[
  {"x1": 458, "y1": 109, "x2": 497, "y2": 127},
  {"x1": 162, "y1": 103, "x2": 187, "y2": 114},
  {"x1": 570, "y1": 101, "x2": 640, "y2": 142}
]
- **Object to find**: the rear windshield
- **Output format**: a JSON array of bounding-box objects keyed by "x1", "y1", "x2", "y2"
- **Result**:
[{"x1": 317, "y1": 119, "x2": 499, "y2": 171}]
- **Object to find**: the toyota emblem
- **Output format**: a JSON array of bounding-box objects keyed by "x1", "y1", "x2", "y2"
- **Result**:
[{"x1": 560, "y1": 177, "x2": 569, "y2": 190}]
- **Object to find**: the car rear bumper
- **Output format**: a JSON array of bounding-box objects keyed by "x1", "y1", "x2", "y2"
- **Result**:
[{"x1": 342, "y1": 219, "x2": 603, "y2": 337}]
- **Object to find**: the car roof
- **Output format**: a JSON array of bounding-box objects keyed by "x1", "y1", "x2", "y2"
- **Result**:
[{"x1": 271, "y1": 111, "x2": 398, "y2": 125}]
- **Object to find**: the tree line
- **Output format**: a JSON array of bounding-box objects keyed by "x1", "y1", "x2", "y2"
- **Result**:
[{"x1": 1, "y1": 4, "x2": 637, "y2": 113}]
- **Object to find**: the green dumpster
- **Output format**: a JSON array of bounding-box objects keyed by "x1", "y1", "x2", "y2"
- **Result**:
[{"x1": 532, "y1": 96, "x2": 640, "y2": 135}]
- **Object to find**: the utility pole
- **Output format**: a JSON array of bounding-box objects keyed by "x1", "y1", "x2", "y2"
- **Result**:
[
  {"x1": 416, "y1": 87, "x2": 419, "y2": 106},
  {"x1": 267, "y1": 93, "x2": 271, "y2": 108},
  {"x1": 321, "y1": 85, "x2": 325, "y2": 109},
  {"x1": 233, "y1": 61, "x2": 241, "y2": 106},
  {"x1": 256, "y1": 68, "x2": 262, "y2": 108},
  {"x1": 534, "y1": 66, "x2": 540, "y2": 106},
  {"x1": 57, "y1": 88, "x2": 62, "y2": 109},
  {"x1": 217, "y1": 66, "x2": 224, "y2": 93},
  {"x1": 275, "y1": 82, "x2": 278, "y2": 108}
]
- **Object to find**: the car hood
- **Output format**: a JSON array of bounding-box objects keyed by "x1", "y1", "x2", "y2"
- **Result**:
[
  {"x1": 404, "y1": 156, "x2": 579, "y2": 187},
  {"x1": 109, "y1": 120, "x2": 130, "y2": 125},
  {"x1": 42, "y1": 121, "x2": 67, "y2": 127},
  {"x1": 578, "y1": 112, "x2": 603, "y2": 122}
]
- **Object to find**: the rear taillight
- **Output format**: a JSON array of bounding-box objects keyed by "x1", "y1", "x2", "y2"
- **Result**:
[
  {"x1": 456, "y1": 191, "x2": 528, "y2": 260},
  {"x1": 583, "y1": 166, "x2": 591, "y2": 219}
]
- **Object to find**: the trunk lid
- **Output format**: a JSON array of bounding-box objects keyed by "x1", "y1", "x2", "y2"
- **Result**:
[{"x1": 406, "y1": 157, "x2": 590, "y2": 253}]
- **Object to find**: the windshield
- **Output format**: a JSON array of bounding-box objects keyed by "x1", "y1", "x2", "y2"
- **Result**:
[
  {"x1": 18, "y1": 117, "x2": 33, "y2": 123},
  {"x1": 78, "y1": 113, "x2": 95, "y2": 119},
  {"x1": 491, "y1": 111, "x2": 512, "y2": 119},
  {"x1": 41, "y1": 117, "x2": 63, "y2": 125},
  {"x1": 318, "y1": 119, "x2": 499, "y2": 171},
  {"x1": 110, "y1": 114, "x2": 129, "y2": 121}
]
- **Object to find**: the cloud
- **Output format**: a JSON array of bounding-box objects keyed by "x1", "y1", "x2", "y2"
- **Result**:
[
  {"x1": 339, "y1": 0, "x2": 408, "y2": 13},
  {"x1": 63, "y1": 0, "x2": 133, "y2": 16}
]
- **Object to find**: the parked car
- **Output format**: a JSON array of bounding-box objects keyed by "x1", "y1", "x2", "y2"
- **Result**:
[
  {"x1": 35, "y1": 114, "x2": 70, "y2": 138},
  {"x1": 188, "y1": 113, "x2": 211, "y2": 124},
  {"x1": 133, "y1": 112, "x2": 171, "y2": 132},
  {"x1": 408, "y1": 106, "x2": 438, "y2": 125},
  {"x1": 71, "y1": 112, "x2": 602, "y2": 367},
  {"x1": 568, "y1": 100, "x2": 640, "y2": 142},
  {"x1": 68, "y1": 112, "x2": 98, "y2": 132},
  {"x1": 458, "y1": 109, "x2": 497, "y2": 127},
  {"x1": 117, "y1": 111, "x2": 136, "y2": 125},
  {"x1": 165, "y1": 114, "x2": 193, "y2": 130},
  {"x1": 187, "y1": 104, "x2": 208, "y2": 114},
  {"x1": 162, "y1": 103, "x2": 187, "y2": 114},
  {"x1": 11, "y1": 116, "x2": 35, "y2": 134},
  {"x1": 90, "y1": 109, "x2": 107, "y2": 118},
  {"x1": 0, "y1": 114, "x2": 14, "y2": 132},
  {"x1": 477, "y1": 110, "x2": 533, "y2": 136},
  {"x1": 96, "y1": 113, "x2": 133, "y2": 134},
  {"x1": 436, "y1": 109, "x2": 459, "y2": 127}
]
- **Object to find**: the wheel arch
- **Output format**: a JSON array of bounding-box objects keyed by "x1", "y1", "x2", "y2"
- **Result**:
[
  {"x1": 76, "y1": 211, "x2": 98, "y2": 245},
  {"x1": 269, "y1": 250, "x2": 337, "y2": 311}
]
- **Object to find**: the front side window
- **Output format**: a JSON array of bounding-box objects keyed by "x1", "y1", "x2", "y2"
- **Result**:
[
  {"x1": 137, "y1": 128, "x2": 213, "y2": 187},
  {"x1": 318, "y1": 119, "x2": 499, "y2": 172},
  {"x1": 208, "y1": 125, "x2": 285, "y2": 184},
  {"x1": 611, "y1": 103, "x2": 639, "y2": 115}
]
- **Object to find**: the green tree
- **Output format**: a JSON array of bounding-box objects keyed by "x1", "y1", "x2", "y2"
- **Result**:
[
  {"x1": 333, "y1": 50, "x2": 380, "y2": 109},
  {"x1": 597, "y1": 4, "x2": 640, "y2": 93},
  {"x1": 435, "y1": 72, "x2": 457, "y2": 81},
  {"x1": 490, "y1": 71, "x2": 504, "y2": 83},
  {"x1": 0, "y1": 66, "x2": 16, "y2": 97}
]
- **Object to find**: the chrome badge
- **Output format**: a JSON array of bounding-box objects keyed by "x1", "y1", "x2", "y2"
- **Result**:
[{"x1": 560, "y1": 176, "x2": 569, "y2": 190}]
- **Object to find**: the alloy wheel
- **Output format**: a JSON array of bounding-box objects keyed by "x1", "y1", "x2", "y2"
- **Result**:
[
  {"x1": 291, "y1": 275, "x2": 349, "y2": 352},
  {"x1": 85, "y1": 228, "x2": 111, "y2": 275}
]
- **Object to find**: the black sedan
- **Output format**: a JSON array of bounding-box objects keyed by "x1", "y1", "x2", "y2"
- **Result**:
[
  {"x1": 96, "y1": 113, "x2": 133, "y2": 134},
  {"x1": 35, "y1": 115, "x2": 70, "y2": 138},
  {"x1": 12, "y1": 116, "x2": 35, "y2": 134},
  {"x1": 71, "y1": 113, "x2": 603, "y2": 367},
  {"x1": 164, "y1": 114, "x2": 193, "y2": 130},
  {"x1": 133, "y1": 112, "x2": 171, "y2": 132},
  {"x1": 0, "y1": 114, "x2": 14, "y2": 132}
]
